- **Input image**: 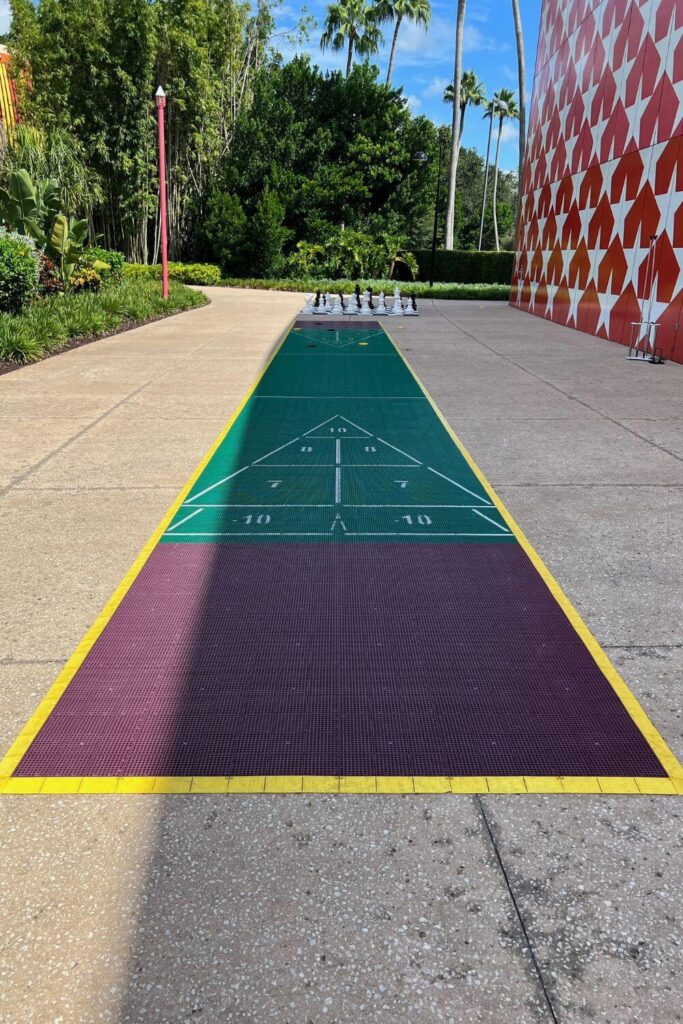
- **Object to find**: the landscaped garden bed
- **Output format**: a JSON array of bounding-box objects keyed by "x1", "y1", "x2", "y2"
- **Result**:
[{"x1": 0, "y1": 277, "x2": 208, "y2": 373}]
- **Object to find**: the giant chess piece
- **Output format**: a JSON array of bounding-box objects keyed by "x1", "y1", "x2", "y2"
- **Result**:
[
  {"x1": 374, "y1": 290, "x2": 388, "y2": 316},
  {"x1": 359, "y1": 292, "x2": 372, "y2": 315},
  {"x1": 345, "y1": 291, "x2": 359, "y2": 314},
  {"x1": 403, "y1": 291, "x2": 419, "y2": 316},
  {"x1": 388, "y1": 285, "x2": 404, "y2": 315},
  {"x1": 331, "y1": 293, "x2": 344, "y2": 315},
  {"x1": 301, "y1": 294, "x2": 315, "y2": 315},
  {"x1": 313, "y1": 290, "x2": 321, "y2": 309},
  {"x1": 322, "y1": 292, "x2": 331, "y2": 313}
]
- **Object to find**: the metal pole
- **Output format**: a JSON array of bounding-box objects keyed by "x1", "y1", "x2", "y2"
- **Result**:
[
  {"x1": 156, "y1": 86, "x2": 169, "y2": 301},
  {"x1": 430, "y1": 137, "x2": 444, "y2": 288}
]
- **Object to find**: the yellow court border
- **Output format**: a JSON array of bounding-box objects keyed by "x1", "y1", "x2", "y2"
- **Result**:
[{"x1": 1, "y1": 314, "x2": 681, "y2": 797}]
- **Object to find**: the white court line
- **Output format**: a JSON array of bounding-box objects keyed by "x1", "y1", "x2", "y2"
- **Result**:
[
  {"x1": 251, "y1": 437, "x2": 300, "y2": 464},
  {"x1": 264, "y1": 463, "x2": 418, "y2": 468},
  {"x1": 336, "y1": 439, "x2": 341, "y2": 465},
  {"x1": 350, "y1": 501, "x2": 493, "y2": 505},
  {"x1": 375, "y1": 437, "x2": 422, "y2": 464},
  {"x1": 169, "y1": 532, "x2": 332, "y2": 537},
  {"x1": 427, "y1": 466, "x2": 492, "y2": 505},
  {"x1": 344, "y1": 532, "x2": 501, "y2": 537},
  {"x1": 184, "y1": 503, "x2": 335, "y2": 508},
  {"x1": 335, "y1": 467, "x2": 342, "y2": 504},
  {"x1": 471, "y1": 508, "x2": 511, "y2": 533},
  {"x1": 186, "y1": 465, "x2": 250, "y2": 503},
  {"x1": 166, "y1": 507, "x2": 204, "y2": 532}
]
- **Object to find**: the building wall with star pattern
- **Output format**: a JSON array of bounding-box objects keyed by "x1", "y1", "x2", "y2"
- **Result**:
[{"x1": 512, "y1": 0, "x2": 683, "y2": 364}]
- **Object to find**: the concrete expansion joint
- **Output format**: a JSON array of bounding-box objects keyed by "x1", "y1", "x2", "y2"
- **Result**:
[{"x1": 477, "y1": 795, "x2": 561, "y2": 1024}]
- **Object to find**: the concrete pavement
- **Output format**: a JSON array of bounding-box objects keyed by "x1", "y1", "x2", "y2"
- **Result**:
[{"x1": 0, "y1": 289, "x2": 681, "y2": 1023}]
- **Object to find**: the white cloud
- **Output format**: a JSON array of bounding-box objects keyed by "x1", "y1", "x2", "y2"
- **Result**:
[
  {"x1": 500, "y1": 122, "x2": 519, "y2": 144},
  {"x1": 463, "y1": 24, "x2": 510, "y2": 54},
  {"x1": 405, "y1": 94, "x2": 422, "y2": 113},
  {"x1": 425, "y1": 76, "x2": 450, "y2": 98},
  {"x1": 0, "y1": 1, "x2": 11, "y2": 35}
]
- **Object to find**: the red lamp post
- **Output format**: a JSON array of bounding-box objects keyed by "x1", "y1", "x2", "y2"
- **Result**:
[{"x1": 155, "y1": 86, "x2": 169, "y2": 300}]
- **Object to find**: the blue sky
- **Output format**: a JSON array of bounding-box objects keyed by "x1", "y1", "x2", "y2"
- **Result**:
[
  {"x1": 275, "y1": 0, "x2": 543, "y2": 171},
  {"x1": 0, "y1": 0, "x2": 542, "y2": 172}
]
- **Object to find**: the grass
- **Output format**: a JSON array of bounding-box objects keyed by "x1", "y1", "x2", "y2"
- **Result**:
[
  {"x1": 219, "y1": 278, "x2": 512, "y2": 300},
  {"x1": 0, "y1": 278, "x2": 208, "y2": 365}
]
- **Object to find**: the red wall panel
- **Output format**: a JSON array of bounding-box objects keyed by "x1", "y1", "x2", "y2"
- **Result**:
[{"x1": 513, "y1": 0, "x2": 683, "y2": 363}]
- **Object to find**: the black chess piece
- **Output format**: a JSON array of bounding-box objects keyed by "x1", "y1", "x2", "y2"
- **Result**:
[
  {"x1": 411, "y1": 293, "x2": 417, "y2": 311},
  {"x1": 339, "y1": 291, "x2": 345, "y2": 310},
  {"x1": 314, "y1": 291, "x2": 321, "y2": 308},
  {"x1": 369, "y1": 288, "x2": 374, "y2": 310}
]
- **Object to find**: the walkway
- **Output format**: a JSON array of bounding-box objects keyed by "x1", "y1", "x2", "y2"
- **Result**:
[{"x1": 0, "y1": 289, "x2": 681, "y2": 1022}]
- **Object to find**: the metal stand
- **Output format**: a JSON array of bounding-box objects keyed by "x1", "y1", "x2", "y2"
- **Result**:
[{"x1": 628, "y1": 234, "x2": 666, "y2": 363}]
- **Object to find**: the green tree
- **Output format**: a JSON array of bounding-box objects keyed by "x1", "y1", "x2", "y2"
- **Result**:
[
  {"x1": 203, "y1": 192, "x2": 248, "y2": 274},
  {"x1": 320, "y1": 0, "x2": 384, "y2": 79},
  {"x1": 375, "y1": 0, "x2": 431, "y2": 87},
  {"x1": 244, "y1": 188, "x2": 289, "y2": 277}
]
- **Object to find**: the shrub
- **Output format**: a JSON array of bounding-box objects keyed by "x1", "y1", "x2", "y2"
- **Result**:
[
  {"x1": 69, "y1": 267, "x2": 102, "y2": 293},
  {"x1": 83, "y1": 246, "x2": 126, "y2": 282},
  {"x1": 218, "y1": 278, "x2": 511, "y2": 300},
  {"x1": 0, "y1": 229, "x2": 40, "y2": 314},
  {"x1": 38, "y1": 253, "x2": 63, "y2": 297},
  {"x1": 123, "y1": 261, "x2": 221, "y2": 286},
  {"x1": 405, "y1": 249, "x2": 515, "y2": 284}
]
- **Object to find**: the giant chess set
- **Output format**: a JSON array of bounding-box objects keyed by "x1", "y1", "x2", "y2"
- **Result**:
[{"x1": 299, "y1": 285, "x2": 419, "y2": 317}]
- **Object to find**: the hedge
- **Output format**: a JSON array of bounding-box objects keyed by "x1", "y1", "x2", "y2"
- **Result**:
[
  {"x1": 124, "y1": 261, "x2": 222, "y2": 286},
  {"x1": 395, "y1": 250, "x2": 514, "y2": 285},
  {"x1": 219, "y1": 278, "x2": 511, "y2": 300}
]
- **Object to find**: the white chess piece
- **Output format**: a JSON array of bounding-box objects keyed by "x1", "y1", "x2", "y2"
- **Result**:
[
  {"x1": 359, "y1": 293, "x2": 372, "y2": 315},
  {"x1": 345, "y1": 293, "x2": 359, "y2": 314},
  {"x1": 388, "y1": 286, "x2": 404, "y2": 315},
  {"x1": 322, "y1": 292, "x2": 330, "y2": 313},
  {"x1": 403, "y1": 294, "x2": 419, "y2": 316},
  {"x1": 301, "y1": 294, "x2": 315, "y2": 315},
  {"x1": 331, "y1": 294, "x2": 344, "y2": 315},
  {"x1": 374, "y1": 291, "x2": 388, "y2": 315}
]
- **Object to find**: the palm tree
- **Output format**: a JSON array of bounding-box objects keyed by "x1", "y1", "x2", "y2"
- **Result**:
[
  {"x1": 444, "y1": 0, "x2": 467, "y2": 250},
  {"x1": 511, "y1": 0, "x2": 526, "y2": 195},
  {"x1": 443, "y1": 70, "x2": 486, "y2": 147},
  {"x1": 490, "y1": 88, "x2": 519, "y2": 251},
  {"x1": 478, "y1": 97, "x2": 497, "y2": 251},
  {"x1": 321, "y1": 0, "x2": 384, "y2": 79},
  {"x1": 376, "y1": 0, "x2": 432, "y2": 87}
]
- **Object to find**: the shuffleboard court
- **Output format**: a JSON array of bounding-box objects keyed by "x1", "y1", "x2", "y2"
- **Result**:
[{"x1": 2, "y1": 319, "x2": 681, "y2": 794}]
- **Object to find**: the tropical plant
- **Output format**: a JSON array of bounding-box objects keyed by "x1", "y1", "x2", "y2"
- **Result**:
[
  {"x1": 375, "y1": 0, "x2": 431, "y2": 86},
  {"x1": 0, "y1": 169, "x2": 61, "y2": 237},
  {"x1": 489, "y1": 88, "x2": 519, "y2": 251},
  {"x1": 0, "y1": 125, "x2": 104, "y2": 220},
  {"x1": 33, "y1": 214, "x2": 90, "y2": 288},
  {"x1": 444, "y1": 0, "x2": 467, "y2": 250},
  {"x1": 443, "y1": 70, "x2": 486, "y2": 146},
  {"x1": 69, "y1": 267, "x2": 102, "y2": 293},
  {"x1": 511, "y1": 0, "x2": 526, "y2": 197},
  {"x1": 321, "y1": 0, "x2": 384, "y2": 79}
]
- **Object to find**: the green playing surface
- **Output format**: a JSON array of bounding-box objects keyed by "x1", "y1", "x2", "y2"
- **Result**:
[{"x1": 162, "y1": 324, "x2": 513, "y2": 543}]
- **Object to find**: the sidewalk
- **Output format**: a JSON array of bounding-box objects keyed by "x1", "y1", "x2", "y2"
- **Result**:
[{"x1": 1, "y1": 288, "x2": 681, "y2": 1024}]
